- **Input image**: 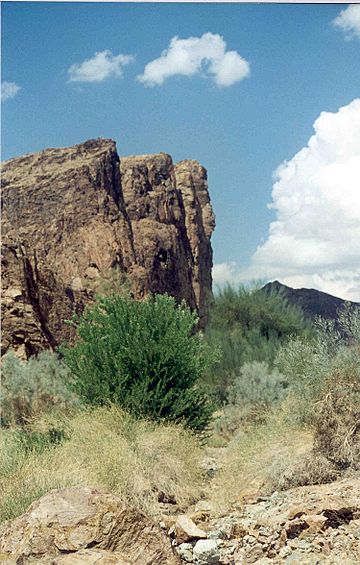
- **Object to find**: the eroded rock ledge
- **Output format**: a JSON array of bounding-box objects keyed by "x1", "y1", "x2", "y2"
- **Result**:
[{"x1": 1, "y1": 139, "x2": 215, "y2": 357}]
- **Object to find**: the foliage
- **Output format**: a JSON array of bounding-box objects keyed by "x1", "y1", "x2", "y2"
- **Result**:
[
  {"x1": 204, "y1": 283, "x2": 310, "y2": 402},
  {"x1": 60, "y1": 293, "x2": 216, "y2": 431},
  {"x1": 276, "y1": 303, "x2": 360, "y2": 469},
  {"x1": 0, "y1": 406, "x2": 204, "y2": 523},
  {"x1": 209, "y1": 283, "x2": 308, "y2": 337},
  {"x1": 313, "y1": 354, "x2": 360, "y2": 470},
  {"x1": 212, "y1": 303, "x2": 360, "y2": 503},
  {"x1": 210, "y1": 361, "x2": 287, "y2": 439},
  {"x1": 1, "y1": 350, "x2": 80, "y2": 427},
  {"x1": 228, "y1": 361, "x2": 287, "y2": 413}
]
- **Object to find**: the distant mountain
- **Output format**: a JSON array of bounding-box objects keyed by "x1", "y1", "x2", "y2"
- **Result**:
[{"x1": 262, "y1": 280, "x2": 359, "y2": 325}]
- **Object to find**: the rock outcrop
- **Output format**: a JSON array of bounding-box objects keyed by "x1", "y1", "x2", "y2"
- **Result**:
[
  {"x1": 0, "y1": 486, "x2": 179, "y2": 564},
  {"x1": 169, "y1": 476, "x2": 360, "y2": 564},
  {"x1": 1, "y1": 139, "x2": 215, "y2": 357}
]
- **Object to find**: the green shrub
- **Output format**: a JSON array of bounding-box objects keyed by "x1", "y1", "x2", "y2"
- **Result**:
[
  {"x1": 228, "y1": 361, "x2": 287, "y2": 412},
  {"x1": 209, "y1": 283, "x2": 309, "y2": 338},
  {"x1": 204, "y1": 283, "x2": 310, "y2": 402},
  {"x1": 275, "y1": 304, "x2": 360, "y2": 470},
  {"x1": 1, "y1": 351, "x2": 80, "y2": 426},
  {"x1": 60, "y1": 293, "x2": 216, "y2": 431}
]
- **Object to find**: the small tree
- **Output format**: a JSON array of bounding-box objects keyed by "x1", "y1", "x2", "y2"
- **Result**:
[
  {"x1": 204, "y1": 283, "x2": 310, "y2": 402},
  {"x1": 60, "y1": 294, "x2": 215, "y2": 431}
]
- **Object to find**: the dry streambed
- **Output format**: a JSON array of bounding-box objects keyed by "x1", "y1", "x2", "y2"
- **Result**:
[
  {"x1": 168, "y1": 475, "x2": 360, "y2": 564},
  {"x1": 1, "y1": 442, "x2": 360, "y2": 565}
]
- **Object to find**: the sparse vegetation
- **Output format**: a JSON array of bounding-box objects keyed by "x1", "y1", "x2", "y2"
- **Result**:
[
  {"x1": 1, "y1": 350, "x2": 80, "y2": 427},
  {"x1": 203, "y1": 283, "x2": 310, "y2": 402},
  {"x1": 0, "y1": 406, "x2": 204, "y2": 523},
  {"x1": 1, "y1": 286, "x2": 359, "y2": 527},
  {"x1": 276, "y1": 306, "x2": 360, "y2": 468},
  {"x1": 213, "y1": 302, "x2": 360, "y2": 506}
]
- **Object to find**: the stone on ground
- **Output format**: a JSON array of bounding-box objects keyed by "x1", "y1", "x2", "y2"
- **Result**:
[{"x1": 0, "y1": 486, "x2": 179, "y2": 564}]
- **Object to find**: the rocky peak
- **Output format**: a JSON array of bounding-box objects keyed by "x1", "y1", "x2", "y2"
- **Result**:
[{"x1": 1, "y1": 138, "x2": 215, "y2": 358}]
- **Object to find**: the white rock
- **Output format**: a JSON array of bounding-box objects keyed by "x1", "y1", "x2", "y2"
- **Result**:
[
  {"x1": 171, "y1": 515, "x2": 207, "y2": 544},
  {"x1": 193, "y1": 539, "x2": 219, "y2": 564},
  {"x1": 176, "y1": 543, "x2": 194, "y2": 563},
  {"x1": 195, "y1": 500, "x2": 214, "y2": 513}
]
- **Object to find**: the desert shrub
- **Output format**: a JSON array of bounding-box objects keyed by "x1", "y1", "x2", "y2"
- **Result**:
[
  {"x1": 228, "y1": 361, "x2": 287, "y2": 409},
  {"x1": 60, "y1": 293, "x2": 216, "y2": 431},
  {"x1": 209, "y1": 283, "x2": 308, "y2": 338},
  {"x1": 338, "y1": 301, "x2": 360, "y2": 341},
  {"x1": 214, "y1": 305, "x2": 360, "y2": 503},
  {"x1": 265, "y1": 450, "x2": 340, "y2": 492},
  {"x1": 313, "y1": 360, "x2": 360, "y2": 470},
  {"x1": 276, "y1": 304, "x2": 360, "y2": 470},
  {"x1": 1, "y1": 350, "x2": 80, "y2": 426},
  {"x1": 204, "y1": 283, "x2": 310, "y2": 402},
  {"x1": 212, "y1": 362, "x2": 287, "y2": 438},
  {"x1": 0, "y1": 406, "x2": 204, "y2": 522}
]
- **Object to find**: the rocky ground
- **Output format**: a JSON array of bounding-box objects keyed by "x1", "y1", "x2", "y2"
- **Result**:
[
  {"x1": 0, "y1": 449, "x2": 359, "y2": 564},
  {"x1": 167, "y1": 475, "x2": 360, "y2": 564}
]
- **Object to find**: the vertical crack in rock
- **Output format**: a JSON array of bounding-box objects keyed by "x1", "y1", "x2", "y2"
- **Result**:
[{"x1": 1, "y1": 138, "x2": 215, "y2": 357}]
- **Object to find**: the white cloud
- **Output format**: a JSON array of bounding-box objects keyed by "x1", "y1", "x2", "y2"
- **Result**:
[
  {"x1": 215, "y1": 99, "x2": 360, "y2": 301},
  {"x1": 137, "y1": 32, "x2": 250, "y2": 87},
  {"x1": 212, "y1": 262, "x2": 239, "y2": 285},
  {"x1": 1, "y1": 81, "x2": 21, "y2": 102},
  {"x1": 332, "y1": 4, "x2": 360, "y2": 39},
  {"x1": 68, "y1": 50, "x2": 134, "y2": 83},
  {"x1": 243, "y1": 98, "x2": 360, "y2": 301}
]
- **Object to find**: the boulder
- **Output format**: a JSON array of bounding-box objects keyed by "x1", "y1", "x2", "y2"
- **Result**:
[
  {"x1": 193, "y1": 539, "x2": 220, "y2": 564},
  {"x1": 176, "y1": 543, "x2": 194, "y2": 563},
  {"x1": 0, "y1": 487, "x2": 179, "y2": 564},
  {"x1": 170, "y1": 514, "x2": 207, "y2": 544}
]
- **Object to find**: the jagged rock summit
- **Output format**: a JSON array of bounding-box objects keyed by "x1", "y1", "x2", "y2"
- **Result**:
[{"x1": 1, "y1": 138, "x2": 215, "y2": 357}]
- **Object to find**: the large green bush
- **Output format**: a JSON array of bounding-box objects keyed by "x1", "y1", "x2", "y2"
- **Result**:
[
  {"x1": 209, "y1": 283, "x2": 309, "y2": 338},
  {"x1": 60, "y1": 294, "x2": 215, "y2": 431}
]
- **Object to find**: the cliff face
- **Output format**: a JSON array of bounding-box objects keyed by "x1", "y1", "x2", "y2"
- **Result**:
[{"x1": 1, "y1": 139, "x2": 215, "y2": 358}]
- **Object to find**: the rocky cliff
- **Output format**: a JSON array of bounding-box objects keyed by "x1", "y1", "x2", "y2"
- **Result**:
[{"x1": 1, "y1": 139, "x2": 215, "y2": 358}]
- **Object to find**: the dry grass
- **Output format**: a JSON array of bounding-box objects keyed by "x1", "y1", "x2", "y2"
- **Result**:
[
  {"x1": 313, "y1": 367, "x2": 360, "y2": 471},
  {"x1": 0, "y1": 406, "x2": 205, "y2": 523},
  {"x1": 209, "y1": 405, "x2": 315, "y2": 510}
]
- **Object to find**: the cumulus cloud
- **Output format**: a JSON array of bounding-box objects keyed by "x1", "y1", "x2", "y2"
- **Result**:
[
  {"x1": 137, "y1": 32, "x2": 250, "y2": 87},
  {"x1": 68, "y1": 50, "x2": 134, "y2": 83},
  {"x1": 212, "y1": 262, "x2": 239, "y2": 286},
  {"x1": 332, "y1": 4, "x2": 360, "y2": 39},
  {"x1": 1, "y1": 81, "x2": 21, "y2": 102},
  {"x1": 215, "y1": 99, "x2": 360, "y2": 301},
  {"x1": 244, "y1": 98, "x2": 360, "y2": 301}
]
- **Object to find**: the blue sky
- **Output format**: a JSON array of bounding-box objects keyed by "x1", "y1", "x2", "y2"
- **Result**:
[{"x1": 2, "y1": 2, "x2": 360, "y2": 299}]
